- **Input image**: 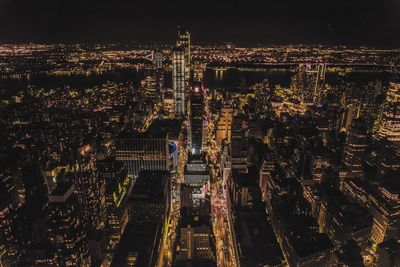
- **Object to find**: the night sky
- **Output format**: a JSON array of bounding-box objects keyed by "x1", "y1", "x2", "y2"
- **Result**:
[{"x1": 0, "y1": 0, "x2": 399, "y2": 46}]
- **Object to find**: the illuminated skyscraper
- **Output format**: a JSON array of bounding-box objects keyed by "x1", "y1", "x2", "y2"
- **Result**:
[
  {"x1": 177, "y1": 27, "x2": 191, "y2": 87},
  {"x1": 153, "y1": 49, "x2": 163, "y2": 70},
  {"x1": 338, "y1": 104, "x2": 354, "y2": 133},
  {"x1": 375, "y1": 82, "x2": 400, "y2": 144},
  {"x1": 343, "y1": 118, "x2": 368, "y2": 175},
  {"x1": 189, "y1": 82, "x2": 204, "y2": 155},
  {"x1": 0, "y1": 188, "x2": 24, "y2": 266},
  {"x1": 216, "y1": 105, "x2": 234, "y2": 146},
  {"x1": 193, "y1": 64, "x2": 204, "y2": 82},
  {"x1": 292, "y1": 63, "x2": 326, "y2": 103},
  {"x1": 230, "y1": 116, "x2": 248, "y2": 171},
  {"x1": 141, "y1": 75, "x2": 157, "y2": 99},
  {"x1": 97, "y1": 158, "x2": 130, "y2": 251},
  {"x1": 48, "y1": 182, "x2": 91, "y2": 266},
  {"x1": 71, "y1": 144, "x2": 101, "y2": 229},
  {"x1": 172, "y1": 46, "x2": 186, "y2": 116}
]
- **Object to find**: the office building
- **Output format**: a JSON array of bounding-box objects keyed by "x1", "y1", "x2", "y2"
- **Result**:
[
  {"x1": 375, "y1": 82, "x2": 400, "y2": 144},
  {"x1": 343, "y1": 118, "x2": 368, "y2": 175},
  {"x1": 97, "y1": 158, "x2": 130, "y2": 250},
  {"x1": 292, "y1": 63, "x2": 326, "y2": 103},
  {"x1": 0, "y1": 193, "x2": 24, "y2": 266},
  {"x1": 228, "y1": 167, "x2": 261, "y2": 208},
  {"x1": 175, "y1": 214, "x2": 216, "y2": 266},
  {"x1": 189, "y1": 82, "x2": 204, "y2": 155},
  {"x1": 172, "y1": 46, "x2": 186, "y2": 116},
  {"x1": 153, "y1": 49, "x2": 163, "y2": 70},
  {"x1": 116, "y1": 130, "x2": 169, "y2": 177},
  {"x1": 338, "y1": 104, "x2": 355, "y2": 133},
  {"x1": 216, "y1": 105, "x2": 234, "y2": 146},
  {"x1": 141, "y1": 76, "x2": 157, "y2": 99},
  {"x1": 47, "y1": 182, "x2": 91, "y2": 266},
  {"x1": 184, "y1": 154, "x2": 210, "y2": 202},
  {"x1": 128, "y1": 171, "x2": 170, "y2": 224},
  {"x1": 193, "y1": 64, "x2": 204, "y2": 82},
  {"x1": 177, "y1": 27, "x2": 191, "y2": 87},
  {"x1": 375, "y1": 239, "x2": 400, "y2": 267},
  {"x1": 230, "y1": 116, "x2": 248, "y2": 171}
]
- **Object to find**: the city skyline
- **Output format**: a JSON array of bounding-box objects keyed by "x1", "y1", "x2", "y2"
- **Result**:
[{"x1": 1, "y1": 5, "x2": 400, "y2": 267}]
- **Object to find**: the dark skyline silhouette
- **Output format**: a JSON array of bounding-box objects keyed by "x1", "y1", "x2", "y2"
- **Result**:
[{"x1": 0, "y1": 0, "x2": 399, "y2": 46}]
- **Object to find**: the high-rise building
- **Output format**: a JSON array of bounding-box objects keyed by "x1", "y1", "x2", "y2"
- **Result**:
[
  {"x1": 141, "y1": 76, "x2": 157, "y2": 99},
  {"x1": 70, "y1": 144, "x2": 101, "y2": 229},
  {"x1": 229, "y1": 167, "x2": 262, "y2": 208},
  {"x1": 47, "y1": 182, "x2": 91, "y2": 266},
  {"x1": 292, "y1": 63, "x2": 327, "y2": 103},
  {"x1": 116, "y1": 130, "x2": 169, "y2": 177},
  {"x1": 177, "y1": 27, "x2": 191, "y2": 87},
  {"x1": 376, "y1": 140, "x2": 400, "y2": 177},
  {"x1": 375, "y1": 82, "x2": 400, "y2": 144},
  {"x1": 220, "y1": 140, "x2": 231, "y2": 185},
  {"x1": 338, "y1": 104, "x2": 354, "y2": 133},
  {"x1": 343, "y1": 118, "x2": 368, "y2": 175},
  {"x1": 152, "y1": 49, "x2": 165, "y2": 99},
  {"x1": 153, "y1": 49, "x2": 163, "y2": 70},
  {"x1": 230, "y1": 116, "x2": 248, "y2": 171},
  {"x1": 0, "y1": 186, "x2": 24, "y2": 266},
  {"x1": 189, "y1": 82, "x2": 204, "y2": 155},
  {"x1": 97, "y1": 158, "x2": 130, "y2": 250},
  {"x1": 193, "y1": 64, "x2": 204, "y2": 82},
  {"x1": 175, "y1": 215, "x2": 215, "y2": 265},
  {"x1": 184, "y1": 154, "x2": 210, "y2": 202},
  {"x1": 216, "y1": 105, "x2": 234, "y2": 146},
  {"x1": 375, "y1": 239, "x2": 400, "y2": 267},
  {"x1": 172, "y1": 46, "x2": 186, "y2": 116},
  {"x1": 341, "y1": 178, "x2": 400, "y2": 247},
  {"x1": 128, "y1": 171, "x2": 170, "y2": 224}
]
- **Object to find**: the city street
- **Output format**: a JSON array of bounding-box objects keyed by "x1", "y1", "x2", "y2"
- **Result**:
[
  {"x1": 156, "y1": 125, "x2": 188, "y2": 267},
  {"x1": 204, "y1": 89, "x2": 240, "y2": 267}
]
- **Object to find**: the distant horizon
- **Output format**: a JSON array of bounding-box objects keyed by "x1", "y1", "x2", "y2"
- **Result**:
[{"x1": 0, "y1": 42, "x2": 399, "y2": 49}]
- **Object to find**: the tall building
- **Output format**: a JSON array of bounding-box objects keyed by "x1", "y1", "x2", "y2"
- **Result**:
[
  {"x1": 228, "y1": 167, "x2": 261, "y2": 208},
  {"x1": 338, "y1": 104, "x2": 355, "y2": 133},
  {"x1": 71, "y1": 144, "x2": 101, "y2": 229},
  {"x1": 175, "y1": 215, "x2": 215, "y2": 265},
  {"x1": 153, "y1": 49, "x2": 163, "y2": 70},
  {"x1": 375, "y1": 82, "x2": 400, "y2": 144},
  {"x1": 141, "y1": 76, "x2": 157, "y2": 99},
  {"x1": 230, "y1": 116, "x2": 248, "y2": 171},
  {"x1": 376, "y1": 239, "x2": 400, "y2": 267},
  {"x1": 47, "y1": 182, "x2": 91, "y2": 266},
  {"x1": 97, "y1": 158, "x2": 130, "y2": 251},
  {"x1": 177, "y1": 27, "x2": 191, "y2": 87},
  {"x1": 193, "y1": 64, "x2": 204, "y2": 82},
  {"x1": 0, "y1": 186, "x2": 24, "y2": 266},
  {"x1": 341, "y1": 179, "x2": 400, "y2": 247},
  {"x1": 116, "y1": 130, "x2": 169, "y2": 177},
  {"x1": 216, "y1": 105, "x2": 234, "y2": 146},
  {"x1": 128, "y1": 171, "x2": 170, "y2": 224},
  {"x1": 172, "y1": 46, "x2": 186, "y2": 116},
  {"x1": 153, "y1": 49, "x2": 164, "y2": 99},
  {"x1": 376, "y1": 140, "x2": 400, "y2": 177},
  {"x1": 343, "y1": 118, "x2": 368, "y2": 175},
  {"x1": 292, "y1": 63, "x2": 326, "y2": 103},
  {"x1": 189, "y1": 82, "x2": 204, "y2": 155},
  {"x1": 184, "y1": 154, "x2": 210, "y2": 203}
]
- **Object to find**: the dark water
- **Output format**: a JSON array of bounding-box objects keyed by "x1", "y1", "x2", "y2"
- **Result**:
[
  {"x1": 0, "y1": 67, "x2": 395, "y2": 97},
  {"x1": 204, "y1": 68, "x2": 292, "y2": 89},
  {"x1": 163, "y1": 69, "x2": 292, "y2": 90}
]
